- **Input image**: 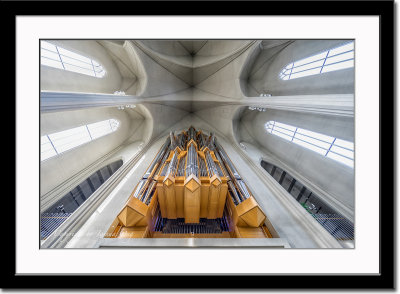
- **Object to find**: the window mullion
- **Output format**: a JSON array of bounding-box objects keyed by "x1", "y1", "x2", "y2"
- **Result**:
[
  {"x1": 41, "y1": 41, "x2": 105, "y2": 78},
  {"x1": 320, "y1": 50, "x2": 330, "y2": 73},
  {"x1": 86, "y1": 125, "x2": 93, "y2": 140},
  {"x1": 325, "y1": 138, "x2": 336, "y2": 156},
  {"x1": 291, "y1": 127, "x2": 298, "y2": 142},
  {"x1": 54, "y1": 45, "x2": 65, "y2": 70},
  {"x1": 288, "y1": 63, "x2": 294, "y2": 80},
  {"x1": 47, "y1": 135, "x2": 58, "y2": 155},
  {"x1": 91, "y1": 59, "x2": 97, "y2": 77},
  {"x1": 279, "y1": 41, "x2": 354, "y2": 80}
]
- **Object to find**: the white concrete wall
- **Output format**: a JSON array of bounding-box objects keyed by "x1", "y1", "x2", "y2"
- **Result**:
[
  {"x1": 195, "y1": 42, "x2": 258, "y2": 99},
  {"x1": 247, "y1": 40, "x2": 355, "y2": 96},
  {"x1": 39, "y1": 40, "x2": 355, "y2": 248},
  {"x1": 41, "y1": 40, "x2": 123, "y2": 94},
  {"x1": 40, "y1": 107, "x2": 139, "y2": 196},
  {"x1": 237, "y1": 108, "x2": 355, "y2": 218}
]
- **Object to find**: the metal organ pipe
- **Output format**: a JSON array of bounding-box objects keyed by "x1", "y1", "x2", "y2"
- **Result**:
[
  {"x1": 177, "y1": 156, "x2": 186, "y2": 176},
  {"x1": 185, "y1": 144, "x2": 199, "y2": 178},
  {"x1": 207, "y1": 133, "x2": 215, "y2": 150},
  {"x1": 214, "y1": 151, "x2": 227, "y2": 176},
  {"x1": 179, "y1": 133, "x2": 186, "y2": 149},
  {"x1": 215, "y1": 140, "x2": 240, "y2": 180},
  {"x1": 236, "y1": 180, "x2": 251, "y2": 200},
  {"x1": 144, "y1": 138, "x2": 170, "y2": 178},
  {"x1": 188, "y1": 127, "x2": 195, "y2": 141},
  {"x1": 166, "y1": 152, "x2": 178, "y2": 177},
  {"x1": 199, "y1": 157, "x2": 208, "y2": 177},
  {"x1": 227, "y1": 181, "x2": 241, "y2": 204},
  {"x1": 169, "y1": 131, "x2": 177, "y2": 149},
  {"x1": 141, "y1": 180, "x2": 157, "y2": 203},
  {"x1": 214, "y1": 139, "x2": 252, "y2": 202},
  {"x1": 133, "y1": 180, "x2": 147, "y2": 198},
  {"x1": 198, "y1": 133, "x2": 205, "y2": 148},
  {"x1": 205, "y1": 152, "x2": 218, "y2": 177},
  {"x1": 133, "y1": 138, "x2": 171, "y2": 202}
]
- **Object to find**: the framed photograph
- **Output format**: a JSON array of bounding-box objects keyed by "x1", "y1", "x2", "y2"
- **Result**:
[{"x1": 10, "y1": 0, "x2": 394, "y2": 290}]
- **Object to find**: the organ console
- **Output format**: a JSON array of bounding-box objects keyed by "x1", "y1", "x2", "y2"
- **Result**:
[{"x1": 105, "y1": 127, "x2": 277, "y2": 239}]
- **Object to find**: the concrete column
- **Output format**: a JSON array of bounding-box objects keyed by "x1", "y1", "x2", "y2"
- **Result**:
[
  {"x1": 244, "y1": 94, "x2": 354, "y2": 117},
  {"x1": 40, "y1": 91, "x2": 143, "y2": 112}
]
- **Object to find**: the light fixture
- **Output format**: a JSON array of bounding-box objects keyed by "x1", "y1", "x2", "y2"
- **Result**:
[
  {"x1": 248, "y1": 106, "x2": 266, "y2": 112},
  {"x1": 114, "y1": 91, "x2": 126, "y2": 95}
]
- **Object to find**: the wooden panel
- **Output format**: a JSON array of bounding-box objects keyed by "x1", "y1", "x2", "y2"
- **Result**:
[
  {"x1": 175, "y1": 181, "x2": 185, "y2": 218},
  {"x1": 104, "y1": 218, "x2": 121, "y2": 238},
  {"x1": 239, "y1": 206, "x2": 266, "y2": 227},
  {"x1": 236, "y1": 226, "x2": 267, "y2": 238},
  {"x1": 156, "y1": 183, "x2": 167, "y2": 217},
  {"x1": 145, "y1": 192, "x2": 158, "y2": 233},
  {"x1": 164, "y1": 175, "x2": 177, "y2": 219},
  {"x1": 152, "y1": 232, "x2": 231, "y2": 238},
  {"x1": 207, "y1": 178, "x2": 220, "y2": 219},
  {"x1": 184, "y1": 176, "x2": 201, "y2": 223},
  {"x1": 261, "y1": 225, "x2": 273, "y2": 238},
  {"x1": 165, "y1": 184, "x2": 177, "y2": 219},
  {"x1": 233, "y1": 226, "x2": 241, "y2": 238},
  {"x1": 226, "y1": 193, "x2": 239, "y2": 228},
  {"x1": 217, "y1": 183, "x2": 228, "y2": 217},
  {"x1": 236, "y1": 196, "x2": 258, "y2": 217},
  {"x1": 200, "y1": 184, "x2": 210, "y2": 218},
  {"x1": 118, "y1": 226, "x2": 147, "y2": 238},
  {"x1": 117, "y1": 196, "x2": 148, "y2": 227}
]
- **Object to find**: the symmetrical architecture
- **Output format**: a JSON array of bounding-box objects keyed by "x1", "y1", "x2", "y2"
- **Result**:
[{"x1": 40, "y1": 40, "x2": 354, "y2": 248}]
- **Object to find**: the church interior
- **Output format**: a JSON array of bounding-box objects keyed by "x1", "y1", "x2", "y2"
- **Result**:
[{"x1": 40, "y1": 40, "x2": 355, "y2": 248}]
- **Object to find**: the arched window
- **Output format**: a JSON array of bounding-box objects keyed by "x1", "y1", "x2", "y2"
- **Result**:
[
  {"x1": 41, "y1": 41, "x2": 106, "y2": 78},
  {"x1": 279, "y1": 41, "x2": 354, "y2": 80},
  {"x1": 41, "y1": 119, "x2": 120, "y2": 161},
  {"x1": 265, "y1": 121, "x2": 354, "y2": 168}
]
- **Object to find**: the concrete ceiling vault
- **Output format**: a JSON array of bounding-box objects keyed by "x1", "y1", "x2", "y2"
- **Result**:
[{"x1": 40, "y1": 39, "x2": 355, "y2": 219}]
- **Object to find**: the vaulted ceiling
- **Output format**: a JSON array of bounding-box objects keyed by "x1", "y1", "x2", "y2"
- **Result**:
[{"x1": 40, "y1": 39, "x2": 355, "y2": 221}]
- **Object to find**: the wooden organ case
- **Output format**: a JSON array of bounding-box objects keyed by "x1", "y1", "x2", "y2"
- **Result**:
[{"x1": 105, "y1": 127, "x2": 277, "y2": 239}]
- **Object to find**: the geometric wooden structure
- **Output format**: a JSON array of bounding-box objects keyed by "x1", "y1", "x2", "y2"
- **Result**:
[{"x1": 105, "y1": 127, "x2": 277, "y2": 239}]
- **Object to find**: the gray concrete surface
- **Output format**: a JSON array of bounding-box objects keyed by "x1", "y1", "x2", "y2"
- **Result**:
[{"x1": 40, "y1": 39, "x2": 354, "y2": 248}]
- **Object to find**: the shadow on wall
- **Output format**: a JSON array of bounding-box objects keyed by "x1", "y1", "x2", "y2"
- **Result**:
[
  {"x1": 261, "y1": 160, "x2": 354, "y2": 242},
  {"x1": 244, "y1": 40, "x2": 355, "y2": 96},
  {"x1": 40, "y1": 159, "x2": 123, "y2": 240}
]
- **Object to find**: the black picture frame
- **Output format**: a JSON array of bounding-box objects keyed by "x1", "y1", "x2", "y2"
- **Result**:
[{"x1": 7, "y1": 0, "x2": 394, "y2": 290}]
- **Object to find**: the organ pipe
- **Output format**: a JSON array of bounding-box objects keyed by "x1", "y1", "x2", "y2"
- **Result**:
[
  {"x1": 144, "y1": 138, "x2": 170, "y2": 179},
  {"x1": 166, "y1": 151, "x2": 178, "y2": 178},
  {"x1": 205, "y1": 151, "x2": 218, "y2": 177},
  {"x1": 188, "y1": 126, "x2": 195, "y2": 141},
  {"x1": 111, "y1": 126, "x2": 270, "y2": 240},
  {"x1": 185, "y1": 143, "x2": 199, "y2": 178},
  {"x1": 169, "y1": 131, "x2": 177, "y2": 149}
]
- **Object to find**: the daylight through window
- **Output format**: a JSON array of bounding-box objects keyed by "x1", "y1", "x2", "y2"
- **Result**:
[
  {"x1": 41, "y1": 119, "x2": 119, "y2": 161},
  {"x1": 41, "y1": 41, "x2": 106, "y2": 78},
  {"x1": 265, "y1": 121, "x2": 354, "y2": 168},
  {"x1": 279, "y1": 41, "x2": 354, "y2": 80}
]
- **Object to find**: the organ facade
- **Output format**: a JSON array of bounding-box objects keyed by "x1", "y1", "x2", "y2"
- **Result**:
[{"x1": 106, "y1": 127, "x2": 277, "y2": 239}]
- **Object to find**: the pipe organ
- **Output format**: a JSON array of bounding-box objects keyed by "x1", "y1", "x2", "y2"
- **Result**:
[{"x1": 106, "y1": 127, "x2": 277, "y2": 239}]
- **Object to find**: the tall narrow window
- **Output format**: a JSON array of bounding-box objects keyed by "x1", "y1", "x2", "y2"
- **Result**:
[
  {"x1": 279, "y1": 41, "x2": 354, "y2": 80},
  {"x1": 260, "y1": 160, "x2": 354, "y2": 241},
  {"x1": 40, "y1": 160, "x2": 123, "y2": 240},
  {"x1": 41, "y1": 119, "x2": 119, "y2": 161},
  {"x1": 41, "y1": 41, "x2": 106, "y2": 78},
  {"x1": 265, "y1": 121, "x2": 354, "y2": 168}
]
